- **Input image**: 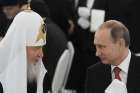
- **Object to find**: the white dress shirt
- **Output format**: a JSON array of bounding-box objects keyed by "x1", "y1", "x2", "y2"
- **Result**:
[{"x1": 111, "y1": 50, "x2": 131, "y2": 84}]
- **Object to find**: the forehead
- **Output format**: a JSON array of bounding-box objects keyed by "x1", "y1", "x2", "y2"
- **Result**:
[{"x1": 94, "y1": 28, "x2": 112, "y2": 45}]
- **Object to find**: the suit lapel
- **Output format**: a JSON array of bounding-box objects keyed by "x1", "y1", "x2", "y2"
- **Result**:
[
  {"x1": 100, "y1": 64, "x2": 112, "y2": 91},
  {"x1": 105, "y1": 65, "x2": 112, "y2": 86},
  {"x1": 127, "y1": 54, "x2": 137, "y2": 93},
  {"x1": 93, "y1": 64, "x2": 112, "y2": 93}
]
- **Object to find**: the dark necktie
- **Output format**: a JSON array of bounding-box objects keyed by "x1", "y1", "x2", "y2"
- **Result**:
[
  {"x1": 27, "y1": 81, "x2": 37, "y2": 93},
  {"x1": 113, "y1": 67, "x2": 121, "y2": 81}
]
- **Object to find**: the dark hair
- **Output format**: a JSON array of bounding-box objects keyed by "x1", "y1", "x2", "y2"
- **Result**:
[
  {"x1": 99, "y1": 20, "x2": 130, "y2": 47},
  {"x1": 0, "y1": 0, "x2": 28, "y2": 6}
]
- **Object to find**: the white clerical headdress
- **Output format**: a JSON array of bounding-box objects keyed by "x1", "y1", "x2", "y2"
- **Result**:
[{"x1": 0, "y1": 10, "x2": 46, "y2": 93}]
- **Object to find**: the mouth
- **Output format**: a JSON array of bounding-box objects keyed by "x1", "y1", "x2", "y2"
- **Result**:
[
  {"x1": 100, "y1": 57, "x2": 106, "y2": 62},
  {"x1": 99, "y1": 56, "x2": 105, "y2": 60},
  {"x1": 34, "y1": 59, "x2": 39, "y2": 63}
]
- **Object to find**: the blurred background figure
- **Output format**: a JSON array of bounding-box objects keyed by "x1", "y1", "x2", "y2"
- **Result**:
[
  {"x1": 65, "y1": 0, "x2": 99, "y2": 93},
  {"x1": 0, "y1": 7, "x2": 8, "y2": 39},
  {"x1": 30, "y1": 0, "x2": 68, "y2": 85},
  {"x1": 44, "y1": 0, "x2": 75, "y2": 37},
  {"x1": 0, "y1": 0, "x2": 29, "y2": 37}
]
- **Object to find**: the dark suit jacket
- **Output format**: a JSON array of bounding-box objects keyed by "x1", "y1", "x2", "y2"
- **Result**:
[
  {"x1": 85, "y1": 54, "x2": 140, "y2": 93},
  {"x1": 92, "y1": 0, "x2": 140, "y2": 53}
]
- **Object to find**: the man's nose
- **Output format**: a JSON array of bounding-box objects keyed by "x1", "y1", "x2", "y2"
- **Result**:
[
  {"x1": 38, "y1": 48, "x2": 43, "y2": 58},
  {"x1": 96, "y1": 49, "x2": 101, "y2": 57}
]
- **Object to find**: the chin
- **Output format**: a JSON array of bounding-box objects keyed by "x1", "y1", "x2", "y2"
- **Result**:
[{"x1": 101, "y1": 60, "x2": 109, "y2": 64}]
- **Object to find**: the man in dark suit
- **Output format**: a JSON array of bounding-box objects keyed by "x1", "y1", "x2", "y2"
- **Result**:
[
  {"x1": 85, "y1": 20, "x2": 140, "y2": 93},
  {"x1": 92, "y1": 0, "x2": 140, "y2": 53}
]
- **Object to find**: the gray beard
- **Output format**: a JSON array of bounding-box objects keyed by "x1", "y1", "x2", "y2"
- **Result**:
[{"x1": 27, "y1": 62, "x2": 40, "y2": 83}]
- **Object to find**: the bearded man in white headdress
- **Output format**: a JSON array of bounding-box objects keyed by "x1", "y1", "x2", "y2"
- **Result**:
[{"x1": 0, "y1": 9, "x2": 51, "y2": 93}]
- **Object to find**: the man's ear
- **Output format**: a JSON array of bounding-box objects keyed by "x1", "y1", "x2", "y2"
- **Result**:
[{"x1": 118, "y1": 38, "x2": 125, "y2": 47}]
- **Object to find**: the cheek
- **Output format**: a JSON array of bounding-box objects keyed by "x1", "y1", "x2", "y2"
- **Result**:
[
  {"x1": 27, "y1": 51, "x2": 35, "y2": 60},
  {"x1": 30, "y1": 52, "x2": 36, "y2": 59},
  {"x1": 102, "y1": 48, "x2": 115, "y2": 59},
  {"x1": 108, "y1": 48, "x2": 119, "y2": 58},
  {"x1": 102, "y1": 48, "x2": 111, "y2": 55}
]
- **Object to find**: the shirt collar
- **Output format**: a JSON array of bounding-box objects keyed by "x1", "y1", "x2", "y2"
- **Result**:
[{"x1": 111, "y1": 50, "x2": 131, "y2": 74}]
